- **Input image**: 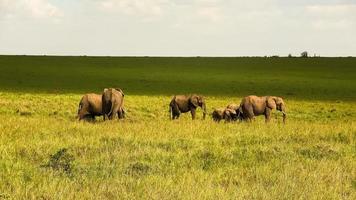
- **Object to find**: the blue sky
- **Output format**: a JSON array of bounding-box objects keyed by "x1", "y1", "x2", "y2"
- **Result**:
[{"x1": 0, "y1": 0, "x2": 355, "y2": 56}]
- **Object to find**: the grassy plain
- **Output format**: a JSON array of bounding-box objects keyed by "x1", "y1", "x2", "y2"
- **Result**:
[{"x1": 0, "y1": 55, "x2": 355, "y2": 199}]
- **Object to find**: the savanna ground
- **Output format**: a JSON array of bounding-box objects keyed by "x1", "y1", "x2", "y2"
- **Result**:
[{"x1": 0, "y1": 55, "x2": 355, "y2": 199}]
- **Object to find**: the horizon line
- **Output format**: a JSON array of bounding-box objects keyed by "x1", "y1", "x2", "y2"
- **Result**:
[{"x1": 1, "y1": 54, "x2": 355, "y2": 58}]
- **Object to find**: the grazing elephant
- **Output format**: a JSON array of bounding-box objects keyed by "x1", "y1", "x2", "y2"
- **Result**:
[
  {"x1": 102, "y1": 88, "x2": 125, "y2": 120},
  {"x1": 239, "y1": 95, "x2": 286, "y2": 123},
  {"x1": 212, "y1": 108, "x2": 237, "y2": 122},
  {"x1": 77, "y1": 93, "x2": 103, "y2": 121},
  {"x1": 169, "y1": 94, "x2": 207, "y2": 120},
  {"x1": 226, "y1": 103, "x2": 242, "y2": 121}
]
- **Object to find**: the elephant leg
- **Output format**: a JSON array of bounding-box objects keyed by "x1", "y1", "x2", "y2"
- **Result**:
[
  {"x1": 171, "y1": 104, "x2": 180, "y2": 120},
  {"x1": 173, "y1": 112, "x2": 180, "y2": 119},
  {"x1": 213, "y1": 116, "x2": 220, "y2": 122},
  {"x1": 108, "y1": 113, "x2": 113, "y2": 120},
  {"x1": 109, "y1": 103, "x2": 121, "y2": 120},
  {"x1": 246, "y1": 116, "x2": 253, "y2": 122},
  {"x1": 242, "y1": 106, "x2": 254, "y2": 122},
  {"x1": 120, "y1": 108, "x2": 126, "y2": 119},
  {"x1": 118, "y1": 108, "x2": 124, "y2": 119},
  {"x1": 265, "y1": 108, "x2": 272, "y2": 123},
  {"x1": 190, "y1": 108, "x2": 196, "y2": 120}
]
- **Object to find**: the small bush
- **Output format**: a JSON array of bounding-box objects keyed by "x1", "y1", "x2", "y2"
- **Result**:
[
  {"x1": 42, "y1": 148, "x2": 75, "y2": 176},
  {"x1": 125, "y1": 162, "x2": 151, "y2": 176},
  {"x1": 297, "y1": 145, "x2": 340, "y2": 160}
]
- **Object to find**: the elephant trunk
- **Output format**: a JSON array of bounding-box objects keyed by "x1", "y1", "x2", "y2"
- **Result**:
[
  {"x1": 281, "y1": 107, "x2": 286, "y2": 123},
  {"x1": 107, "y1": 102, "x2": 114, "y2": 117},
  {"x1": 77, "y1": 102, "x2": 83, "y2": 120},
  {"x1": 202, "y1": 102, "x2": 207, "y2": 120}
]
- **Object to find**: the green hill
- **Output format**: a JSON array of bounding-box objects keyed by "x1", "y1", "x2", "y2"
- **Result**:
[{"x1": 1, "y1": 55, "x2": 355, "y2": 100}]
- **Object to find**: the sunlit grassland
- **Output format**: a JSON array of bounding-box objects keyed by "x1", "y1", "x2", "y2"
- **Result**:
[
  {"x1": 0, "y1": 56, "x2": 355, "y2": 199},
  {"x1": 0, "y1": 93, "x2": 355, "y2": 199}
]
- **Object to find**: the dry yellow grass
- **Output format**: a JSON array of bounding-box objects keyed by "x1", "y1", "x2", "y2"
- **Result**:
[{"x1": 0, "y1": 92, "x2": 355, "y2": 199}]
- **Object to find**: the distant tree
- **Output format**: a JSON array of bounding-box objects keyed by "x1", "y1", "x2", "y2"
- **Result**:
[
  {"x1": 301, "y1": 51, "x2": 308, "y2": 58},
  {"x1": 288, "y1": 54, "x2": 292, "y2": 58}
]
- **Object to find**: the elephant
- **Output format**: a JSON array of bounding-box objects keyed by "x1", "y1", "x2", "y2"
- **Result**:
[
  {"x1": 239, "y1": 95, "x2": 286, "y2": 123},
  {"x1": 169, "y1": 94, "x2": 207, "y2": 120},
  {"x1": 77, "y1": 93, "x2": 103, "y2": 121},
  {"x1": 226, "y1": 103, "x2": 243, "y2": 121},
  {"x1": 102, "y1": 88, "x2": 125, "y2": 120},
  {"x1": 212, "y1": 108, "x2": 237, "y2": 122}
]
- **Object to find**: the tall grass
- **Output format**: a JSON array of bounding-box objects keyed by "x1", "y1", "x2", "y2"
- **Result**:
[
  {"x1": 0, "y1": 93, "x2": 355, "y2": 199},
  {"x1": 0, "y1": 56, "x2": 355, "y2": 199}
]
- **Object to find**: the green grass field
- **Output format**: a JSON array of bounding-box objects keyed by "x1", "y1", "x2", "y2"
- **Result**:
[{"x1": 0, "y1": 55, "x2": 355, "y2": 199}]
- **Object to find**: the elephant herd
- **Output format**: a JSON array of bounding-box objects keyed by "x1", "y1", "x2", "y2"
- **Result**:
[
  {"x1": 211, "y1": 96, "x2": 286, "y2": 123},
  {"x1": 77, "y1": 88, "x2": 287, "y2": 123}
]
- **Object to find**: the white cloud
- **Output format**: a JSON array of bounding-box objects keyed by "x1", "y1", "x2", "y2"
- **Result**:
[
  {"x1": 196, "y1": 6, "x2": 222, "y2": 22},
  {"x1": 306, "y1": 4, "x2": 356, "y2": 16},
  {"x1": 306, "y1": 4, "x2": 356, "y2": 30},
  {"x1": 1, "y1": 0, "x2": 356, "y2": 56},
  {"x1": 99, "y1": 0, "x2": 228, "y2": 22},
  {"x1": 100, "y1": 0, "x2": 169, "y2": 17},
  {"x1": 0, "y1": 0, "x2": 62, "y2": 19}
]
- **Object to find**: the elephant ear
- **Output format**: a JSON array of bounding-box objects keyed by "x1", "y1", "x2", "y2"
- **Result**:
[
  {"x1": 115, "y1": 88, "x2": 124, "y2": 96},
  {"x1": 276, "y1": 97, "x2": 284, "y2": 105},
  {"x1": 229, "y1": 109, "x2": 237, "y2": 115},
  {"x1": 103, "y1": 88, "x2": 109, "y2": 93},
  {"x1": 190, "y1": 95, "x2": 200, "y2": 107},
  {"x1": 224, "y1": 109, "x2": 236, "y2": 119},
  {"x1": 266, "y1": 96, "x2": 277, "y2": 109}
]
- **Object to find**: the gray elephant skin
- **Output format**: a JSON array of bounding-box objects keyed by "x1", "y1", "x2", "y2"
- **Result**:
[
  {"x1": 226, "y1": 103, "x2": 243, "y2": 121},
  {"x1": 212, "y1": 108, "x2": 237, "y2": 122},
  {"x1": 239, "y1": 95, "x2": 286, "y2": 123},
  {"x1": 102, "y1": 88, "x2": 125, "y2": 120},
  {"x1": 169, "y1": 94, "x2": 207, "y2": 120},
  {"x1": 77, "y1": 93, "x2": 103, "y2": 121}
]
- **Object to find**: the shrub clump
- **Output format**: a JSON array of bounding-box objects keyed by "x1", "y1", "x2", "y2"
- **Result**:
[
  {"x1": 125, "y1": 162, "x2": 151, "y2": 176},
  {"x1": 42, "y1": 148, "x2": 75, "y2": 176},
  {"x1": 297, "y1": 145, "x2": 340, "y2": 160}
]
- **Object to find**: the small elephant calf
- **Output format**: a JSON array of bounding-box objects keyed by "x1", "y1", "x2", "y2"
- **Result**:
[
  {"x1": 212, "y1": 108, "x2": 238, "y2": 122},
  {"x1": 226, "y1": 103, "x2": 243, "y2": 121}
]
